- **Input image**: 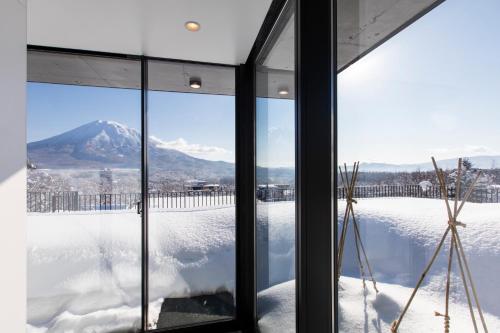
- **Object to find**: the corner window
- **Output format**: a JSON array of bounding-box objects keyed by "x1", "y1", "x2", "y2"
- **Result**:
[{"x1": 255, "y1": 5, "x2": 296, "y2": 333}]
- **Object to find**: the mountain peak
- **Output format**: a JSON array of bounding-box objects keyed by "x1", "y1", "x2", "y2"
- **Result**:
[
  {"x1": 27, "y1": 120, "x2": 142, "y2": 168},
  {"x1": 27, "y1": 120, "x2": 237, "y2": 181},
  {"x1": 93, "y1": 119, "x2": 128, "y2": 128}
]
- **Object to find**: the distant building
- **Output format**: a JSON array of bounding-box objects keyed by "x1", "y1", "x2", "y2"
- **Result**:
[
  {"x1": 203, "y1": 184, "x2": 221, "y2": 191},
  {"x1": 257, "y1": 184, "x2": 293, "y2": 202},
  {"x1": 184, "y1": 179, "x2": 208, "y2": 191}
]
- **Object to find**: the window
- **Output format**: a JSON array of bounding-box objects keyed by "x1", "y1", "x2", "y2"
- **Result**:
[
  {"x1": 146, "y1": 60, "x2": 236, "y2": 329},
  {"x1": 255, "y1": 6, "x2": 296, "y2": 333},
  {"x1": 27, "y1": 51, "x2": 142, "y2": 332},
  {"x1": 337, "y1": 0, "x2": 500, "y2": 331},
  {"x1": 26, "y1": 51, "x2": 237, "y2": 333}
]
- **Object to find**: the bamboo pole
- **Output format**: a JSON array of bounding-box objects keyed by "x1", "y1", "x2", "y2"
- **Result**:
[
  {"x1": 452, "y1": 229, "x2": 479, "y2": 333},
  {"x1": 454, "y1": 230, "x2": 489, "y2": 332},
  {"x1": 352, "y1": 212, "x2": 378, "y2": 292},
  {"x1": 337, "y1": 162, "x2": 378, "y2": 292},
  {"x1": 392, "y1": 158, "x2": 488, "y2": 332},
  {"x1": 391, "y1": 226, "x2": 451, "y2": 333},
  {"x1": 353, "y1": 220, "x2": 367, "y2": 288},
  {"x1": 337, "y1": 166, "x2": 352, "y2": 280},
  {"x1": 443, "y1": 235, "x2": 454, "y2": 333}
]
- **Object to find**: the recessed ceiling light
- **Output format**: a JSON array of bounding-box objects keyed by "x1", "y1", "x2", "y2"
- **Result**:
[
  {"x1": 185, "y1": 21, "x2": 201, "y2": 32},
  {"x1": 189, "y1": 77, "x2": 202, "y2": 89},
  {"x1": 278, "y1": 87, "x2": 289, "y2": 96}
]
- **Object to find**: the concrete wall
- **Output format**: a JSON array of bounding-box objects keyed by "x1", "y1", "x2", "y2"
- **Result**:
[{"x1": 0, "y1": 0, "x2": 27, "y2": 331}]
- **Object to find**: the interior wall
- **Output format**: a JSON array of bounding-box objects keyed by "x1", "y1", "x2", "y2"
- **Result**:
[{"x1": 0, "y1": 0, "x2": 27, "y2": 331}]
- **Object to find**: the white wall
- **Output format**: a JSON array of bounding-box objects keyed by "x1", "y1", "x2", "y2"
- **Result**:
[{"x1": 0, "y1": 0, "x2": 27, "y2": 331}]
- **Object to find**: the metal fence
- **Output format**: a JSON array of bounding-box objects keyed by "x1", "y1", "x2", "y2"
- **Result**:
[
  {"x1": 337, "y1": 184, "x2": 500, "y2": 203},
  {"x1": 27, "y1": 191, "x2": 235, "y2": 213},
  {"x1": 27, "y1": 185, "x2": 500, "y2": 213}
]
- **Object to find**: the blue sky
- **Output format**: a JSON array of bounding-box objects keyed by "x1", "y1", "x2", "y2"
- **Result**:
[
  {"x1": 339, "y1": 0, "x2": 500, "y2": 164},
  {"x1": 256, "y1": 98, "x2": 295, "y2": 168},
  {"x1": 28, "y1": 0, "x2": 500, "y2": 166},
  {"x1": 27, "y1": 84, "x2": 235, "y2": 162}
]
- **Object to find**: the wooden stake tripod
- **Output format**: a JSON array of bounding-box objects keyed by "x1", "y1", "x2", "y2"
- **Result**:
[
  {"x1": 337, "y1": 162, "x2": 378, "y2": 292},
  {"x1": 391, "y1": 158, "x2": 488, "y2": 333}
]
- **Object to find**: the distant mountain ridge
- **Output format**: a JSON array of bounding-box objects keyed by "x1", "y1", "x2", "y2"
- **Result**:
[
  {"x1": 31, "y1": 121, "x2": 497, "y2": 183},
  {"x1": 27, "y1": 120, "x2": 295, "y2": 184},
  {"x1": 355, "y1": 156, "x2": 500, "y2": 173},
  {"x1": 28, "y1": 120, "x2": 235, "y2": 179}
]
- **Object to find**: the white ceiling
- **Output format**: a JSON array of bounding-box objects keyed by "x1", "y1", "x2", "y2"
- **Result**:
[
  {"x1": 337, "y1": 0, "x2": 442, "y2": 71},
  {"x1": 28, "y1": 51, "x2": 236, "y2": 94},
  {"x1": 27, "y1": 0, "x2": 273, "y2": 65}
]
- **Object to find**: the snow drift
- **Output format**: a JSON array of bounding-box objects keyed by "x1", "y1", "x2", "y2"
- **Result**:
[
  {"x1": 28, "y1": 198, "x2": 500, "y2": 332},
  {"x1": 257, "y1": 277, "x2": 500, "y2": 333},
  {"x1": 27, "y1": 202, "x2": 295, "y2": 332}
]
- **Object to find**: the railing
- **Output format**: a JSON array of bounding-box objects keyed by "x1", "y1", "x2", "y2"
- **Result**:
[
  {"x1": 256, "y1": 188, "x2": 296, "y2": 202},
  {"x1": 27, "y1": 185, "x2": 500, "y2": 213},
  {"x1": 337, "y1": 185, "x2": 442, "y2": 200},
  {"x1": 27, "y1": 191, "x2": 235, "y2": 213},
  {"x1": 337, "y1": 184, "x2": 500, "y2": 203}
]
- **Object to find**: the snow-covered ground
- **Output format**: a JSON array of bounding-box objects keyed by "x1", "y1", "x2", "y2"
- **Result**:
[
  {"x1": 27, "y1": 202, "x2": 295, "y2": 332},
  {"x1": 257, "y1": 277, "x2": 500, "y2": 333},
  {"x1": 257, "y1": 198, "x2": 500, "y2": 332},
  {"x1": 28, "y1": 198, "x2": 500, "y2": 332},
  {"x1": 27, "y1": 207, "x2": 237, "y2": 332},
  {"x1": 339, "y1": 198, "x2": 500, "y2": 318}
]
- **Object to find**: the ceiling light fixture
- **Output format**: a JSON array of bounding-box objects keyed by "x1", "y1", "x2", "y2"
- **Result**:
[
  {"x1": 278, "y1": 87, "x2": 289, "y2": 96},
  {"x1": 189, "y1": 77, "x2": 202, "y2": 89},
  {"x1": 185, "y1": 21, "x2": 201, "y2": 32}
]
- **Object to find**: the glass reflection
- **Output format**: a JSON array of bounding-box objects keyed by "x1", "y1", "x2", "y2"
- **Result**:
[{"x1": 255, "y1": 8, "x2": 296, "y2": 333}]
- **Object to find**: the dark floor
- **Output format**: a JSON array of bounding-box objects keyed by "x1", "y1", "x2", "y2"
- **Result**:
[{"x1": 156, "y1": 291, "x2": 235, "y2": 329}]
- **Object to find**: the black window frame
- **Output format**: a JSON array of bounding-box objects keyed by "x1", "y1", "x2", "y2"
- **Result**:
[
  {"x1": 26, "y1": 45, "x2": 241, "y2": 333},
  {"x1": 243, "y1": 0, "x2": 336, "y2": 332},
  {"x1": 27, "y1": 0, "x2": 337, "y2": 330}
]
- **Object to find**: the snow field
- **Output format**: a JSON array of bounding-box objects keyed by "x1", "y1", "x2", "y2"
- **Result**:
[
  {"x1": 257, "y1": 277, "x2": 500, "y2": 333},
  {"x1": 340, "y1": 198, "x2": 500, "y2": 318},
  {"x1": 27, "y1": 202, "x2": 295, "y2": 332},
  {"x1": 27, "y1": 198, "x2": 500, "y2": 332},
  {"x1": 28, "y1": 207, "x2": 236, "y2": 332}
]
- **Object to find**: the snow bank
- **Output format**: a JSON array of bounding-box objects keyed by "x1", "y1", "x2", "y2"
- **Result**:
[
  {"x1": 27, "y1": 207, "x2": 236, "y2": 332},
  {"x1": 340, "y1": 198, "x2": 500, "y2": 317},
  {"x1": 27, "y1": 202, "x2": 295, "y2": 332},
  {"x1": 257, "y1": 277, "x2": 500, "y2": 333},
  {"x1": 258, "y1": 201, "x2": 296, "y2": 285},
  {"x1": 256, "y1": 198, "x2": 500, "y2": 332},
  {"x1": 257, "y1": 280, "x2": 296, "y2": 333},
  {"x1": 28, "y1": 198, "x2": 500, "y2": 332}
]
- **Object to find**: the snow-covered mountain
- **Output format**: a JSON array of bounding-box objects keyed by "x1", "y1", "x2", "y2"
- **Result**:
[
  {"x1": 28, "y1": 121, "x2": 142, "y2": 168},
  {"x1": 356, "y1": 156, "x2": 500, "y2": 173},
  {"x1": 27, "y1": 120, "x2": 296, "y2": 185},
  {"x1": 27, "y1": 120, "x2": 234, "y2": 178}
]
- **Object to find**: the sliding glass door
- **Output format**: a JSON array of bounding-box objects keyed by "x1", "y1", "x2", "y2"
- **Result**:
[
  {"x1": 255, "y1": 4, "x2": 296, "y2": 333},
  {"x1": 27, "y1": 51, "x2": 142, "y2": 332},
  {"x1": 27, "y1": 51, "x2": 237, "y2": 333},
  {"x1": 146, "y1": 60, "x2": 236, "y2": 329}
]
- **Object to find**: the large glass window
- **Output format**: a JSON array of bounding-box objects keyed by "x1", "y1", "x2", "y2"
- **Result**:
[
  {"x1": 255, "y1": 5, "x2": 296, "y2": 333},
  {"x1": 27, "y1": 52, "x2": 237, "y2": 333},
  {"x1": 27, "y1": 51, "x2": 142, "y2": 332},
  {"x1": 146, "y1": 61, "x2": 236, "y2": 329},
  {"x1": 337, "y1": 0, "x2": 500, "y2": 332}
]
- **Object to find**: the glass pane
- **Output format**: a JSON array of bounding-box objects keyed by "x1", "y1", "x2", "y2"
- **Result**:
[
  {"x1": 255, "y1": 8, "x2": 296, "y2": 333},
  {"x1": 27, "y1": 51, "x2": 142, "y2": 332},
  {"x1": 337, "y1": 0, "x2": 500, "y2": 332},
  {"x1": 147, "y1": 60, "x2": 236, "y2": 329}
]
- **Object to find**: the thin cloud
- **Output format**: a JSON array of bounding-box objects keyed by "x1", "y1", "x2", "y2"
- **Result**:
[
  {"x1": 151, "y1": 136, "x2": 233, "y2": 161},
  {"x1": 428, "y1": 145, "x2": 499, "y2": 158}
]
